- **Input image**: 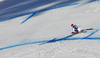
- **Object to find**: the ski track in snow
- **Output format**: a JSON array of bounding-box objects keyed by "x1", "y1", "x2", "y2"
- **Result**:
[
  {"x1": 0, "y1": 0, "x2": 100, "y2": 51},
  {"x1": 0, "y1": 29, "x2": 99, "y2": 50}
]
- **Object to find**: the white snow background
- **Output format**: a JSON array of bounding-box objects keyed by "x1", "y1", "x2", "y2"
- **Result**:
[{"x1": 0, "y1": 0, "x2": 100, "y2": 58}]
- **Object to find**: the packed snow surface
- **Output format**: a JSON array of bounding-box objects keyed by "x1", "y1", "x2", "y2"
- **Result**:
[{"x1": 0, "y1": 0, "x2": 100, "y2": 58}]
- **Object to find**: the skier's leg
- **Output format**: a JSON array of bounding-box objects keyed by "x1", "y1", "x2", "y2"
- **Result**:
[
  {"x1": 77, "y1": 28, "x2": 81, "y2": 32},
  {"x1": 75, "y1": 30, "x2": 79, "y2": 33},
  {"x1": 72, "y1": 32, "x2": 75, "y2": 35}
]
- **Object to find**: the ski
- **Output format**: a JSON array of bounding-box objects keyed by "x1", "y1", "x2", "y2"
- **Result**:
[
  {"x1": 72, "y1": 28, "x2": 93, "y2": 35},
  {"x1": 85, "y1": 28, "x2": 93, "y2": 30}
]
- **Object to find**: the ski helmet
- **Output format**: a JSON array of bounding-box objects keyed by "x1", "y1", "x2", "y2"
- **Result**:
[{"x1": 71, "y1": 24, "x2": 74, "y2": 26}]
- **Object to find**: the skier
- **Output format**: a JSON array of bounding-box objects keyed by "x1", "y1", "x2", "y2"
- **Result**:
[{"x1": 71, "y1": 24, "x2": 84, "y2": 34}]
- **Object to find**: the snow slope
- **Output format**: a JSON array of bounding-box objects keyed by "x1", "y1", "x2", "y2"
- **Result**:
[
  {"x1": 0, "y1": 0, "x2": 80, "y2": 20},
  {"x1": 0, "y1": 0, "x2": 100, "y2": 58}
]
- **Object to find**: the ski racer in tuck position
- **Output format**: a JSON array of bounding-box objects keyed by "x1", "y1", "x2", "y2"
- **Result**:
[{"x1": 71, "y1": 24, "x2": 84, "y2": 34}]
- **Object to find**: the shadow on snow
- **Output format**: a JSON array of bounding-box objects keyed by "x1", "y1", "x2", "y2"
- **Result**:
[
  {"x1": 0, "y1": 0, "x2": 80, "y2": 20},
  {"x1": 0, "y1": 29, "x2": 99, "y2": 50},
  {"x1": 0, "y1": 0, "x2": 98, "y2": 21}
]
